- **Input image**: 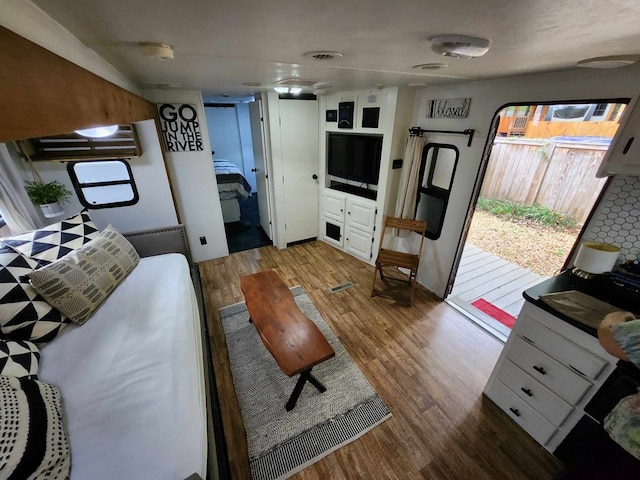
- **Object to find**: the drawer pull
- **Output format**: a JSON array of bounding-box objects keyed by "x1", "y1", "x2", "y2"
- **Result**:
[
  {"x1": 509, "y1": 407, "x2": 521, "y2": 417},
  {"x1": 520, "y1": 387, "x2": 533, "y2": 397},
  {"x1": 569, "y1": 365, "x2": 586, "y2": 377},
  {"x1": 532, "y1": 365, "x2": 546, "y2": 375}
]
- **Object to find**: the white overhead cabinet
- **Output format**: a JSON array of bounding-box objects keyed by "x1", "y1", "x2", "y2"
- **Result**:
[{"x1": 597, "y1": 99, "x2": 640, "y2": 176}]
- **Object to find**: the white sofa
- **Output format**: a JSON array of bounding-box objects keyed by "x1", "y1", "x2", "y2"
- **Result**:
[{"x1": 16, "y1": 223, "x2": 221, "y2": 480}]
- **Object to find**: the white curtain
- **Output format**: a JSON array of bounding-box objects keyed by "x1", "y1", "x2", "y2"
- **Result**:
[
  {"x1": 0, "y1": 143, "x2": 38, "y2": 235},
  {"x1": 394, "y1": 135, "x2": 425, "y2": 219}
]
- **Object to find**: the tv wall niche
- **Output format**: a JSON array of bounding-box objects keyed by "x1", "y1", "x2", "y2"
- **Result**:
[{"x1": 327, "y1": 132, "x2": 383, "y2": 187}]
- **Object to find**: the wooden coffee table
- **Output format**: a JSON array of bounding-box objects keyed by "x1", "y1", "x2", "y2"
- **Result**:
[{"x1": 240, "y1": 270, "x2": 335, "y2": 411}]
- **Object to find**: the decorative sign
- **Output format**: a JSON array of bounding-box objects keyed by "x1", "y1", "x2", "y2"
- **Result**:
[
  {"x1": 426, "y1": 98, "x2": 471, "y2": 119},
  {"x1": 157, "y1": 103, "x2": 204, "y2": 152}
]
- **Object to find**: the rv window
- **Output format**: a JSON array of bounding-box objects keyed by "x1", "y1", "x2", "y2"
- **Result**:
[
  {"x1": 67, "y1": 160, "x2": 139, "y2": 209},
  {"x1": 414, "y1": 143, "x2": 459, "y2": 240}
]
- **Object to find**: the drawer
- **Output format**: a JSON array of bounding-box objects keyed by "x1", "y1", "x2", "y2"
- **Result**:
[
  {"x1": 486, "y1": 379, "x2": 557, "y2": 445},
  {"x1": 508, "y1": 336, "x2": 592, "y2": 405},
  {"x1": 519, "y1": 314, "x2": 607, "y2": 379},
  {"x1": 496, "y1": 360, "x2": 574, "y2": 427}
]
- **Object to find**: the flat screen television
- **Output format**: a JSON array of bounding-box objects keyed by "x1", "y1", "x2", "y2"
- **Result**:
[{"x1": 327, "y1": 133, "x2": 383, "y2": 185}]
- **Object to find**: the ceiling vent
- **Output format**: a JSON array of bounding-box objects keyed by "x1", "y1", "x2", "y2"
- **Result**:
[
  {"x1": 430, "y1": 35, "x2": 491, "y2": 59},
  {"x1": 412, "y1": 63, "x2": 448, "y2": 70},
  {"x1": 303, "y1": 51, "x2": 344, "y2": 61}
]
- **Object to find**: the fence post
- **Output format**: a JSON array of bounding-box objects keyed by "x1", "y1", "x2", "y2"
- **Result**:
[{"x1": 532, "y1": 140, "x2": 557, "y2": 205}]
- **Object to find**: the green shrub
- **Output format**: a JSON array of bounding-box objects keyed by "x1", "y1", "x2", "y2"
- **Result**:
[{"x1": 476, "y1": 197, "x2": 576, "y2": 229}]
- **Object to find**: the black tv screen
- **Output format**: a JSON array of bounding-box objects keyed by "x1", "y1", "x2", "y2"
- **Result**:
[{"x1": 327, "y1": 133, "x2": 383, "y2": 185}]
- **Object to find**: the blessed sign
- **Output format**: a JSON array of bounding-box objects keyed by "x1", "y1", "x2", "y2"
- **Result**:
[
  {"x1": 157, "y1": 103, "x2": 204, "y2": 152},
  {"x1": 426, "y1": 98, "x2": 471, "y2": 119}
]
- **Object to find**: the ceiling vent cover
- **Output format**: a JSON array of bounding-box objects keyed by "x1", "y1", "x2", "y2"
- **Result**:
[{"x1": 303, "y1": 51, "x2": 344, "y2": 61}]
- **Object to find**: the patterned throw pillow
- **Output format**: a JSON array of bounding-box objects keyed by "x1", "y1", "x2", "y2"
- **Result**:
[
  {"x1": 0, "y1": 376, "x2": 70, "y2": 480},
  {"x1": 0, "y1": 339, "x2": 40, "y2": 378},
  {"x1": 1, "y1": 209, "x2": 99, "y2": 267},
  {"x1": 0, "y1": 245, "x2": 70, "y2": 344},
  {"x1": 29, "y1": 225, "x2": 140, "y2": 325}
]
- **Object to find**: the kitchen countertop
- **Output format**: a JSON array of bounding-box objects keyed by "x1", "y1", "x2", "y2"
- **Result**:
[{"x1": 523, "y1": 269, "x2": 640, "y2": 337}]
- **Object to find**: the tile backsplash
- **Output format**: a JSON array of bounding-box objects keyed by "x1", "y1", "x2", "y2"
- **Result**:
[{"x1": 583, "y1": 175, "x2": 640, "y2": 262}]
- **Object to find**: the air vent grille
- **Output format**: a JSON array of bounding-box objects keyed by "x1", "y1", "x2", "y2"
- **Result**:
[
  {"x1": 303, "y1": 51, "x2": 344, "y2": 61},
  {"x1": 330, "y1": 282, "x2": 354, "y2": 293}
]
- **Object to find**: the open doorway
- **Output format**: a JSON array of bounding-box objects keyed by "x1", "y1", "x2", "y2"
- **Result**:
[
  {"x1": 446, "y1": 101, "x2": 626, "y2": 340},
  {"x1": 205, "y1": 101, "x2": 272, "y2": 253}
]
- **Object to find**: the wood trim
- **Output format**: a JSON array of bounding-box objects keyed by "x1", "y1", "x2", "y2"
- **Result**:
[{"x1": 0, "y1": 26, "x2": 155, "y2": 142}]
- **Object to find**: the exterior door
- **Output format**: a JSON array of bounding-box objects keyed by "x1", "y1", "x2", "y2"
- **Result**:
[
  {"x1": 249, "y1": 100, "x2": 272, "y2": 239},
  {"x1": 279, "y1": 99, "x2": 319, "y2": 243}
]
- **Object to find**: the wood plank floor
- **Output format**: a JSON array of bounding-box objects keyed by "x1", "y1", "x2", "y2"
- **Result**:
[{"x1": 199, "y1": 241, "x2": 563, "y2": 480}]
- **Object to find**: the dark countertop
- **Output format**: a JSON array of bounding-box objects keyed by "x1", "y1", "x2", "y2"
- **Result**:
[{"x1": 523, "y1": 269, "x2": 640, "y2": 337}]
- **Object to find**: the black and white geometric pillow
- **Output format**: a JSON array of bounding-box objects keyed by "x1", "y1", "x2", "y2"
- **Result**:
[
  {"x1": 0, "y1": 245, "x2": 70, "y2": 344},
  {"x1": 0, "y1": 376, "x2": 70, "y2": 480},
  {"x1": 0, "y1": 339, "x2": 40, "y2": 378},
  {"x1": 1, "y1": 209, "x2": 99, "y2": 267}
]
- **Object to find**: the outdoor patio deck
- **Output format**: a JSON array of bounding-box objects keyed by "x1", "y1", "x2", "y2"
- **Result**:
[{"x1": 446, "y1": 244, "x2": 548, "y2": 339}]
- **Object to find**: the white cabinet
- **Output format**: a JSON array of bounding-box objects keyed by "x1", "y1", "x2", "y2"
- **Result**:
[
  {"x1": 321, "y1": 189, "x2": 377, "y2": 262},
  {"x1": 484, "y1": 301, "x2": 618, "y2": 452},
  {"x1": 597, "y1": 99, "x2": 640, "y2": 176}
]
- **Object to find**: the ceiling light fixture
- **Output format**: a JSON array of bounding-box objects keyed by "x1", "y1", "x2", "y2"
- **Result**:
[
  {"x1": 577, "y1": 55, "x2": 640, "y2": 69},
  {"x1": 75, "y1": 125, "x2": 119, "y2": 138},
  {"x1": 139, "y1": 42, "x2": 174, "y2": 61},
  {"x1": 274, "y1": 87, "x2": 289, "y2": 94},
  {"x1": 289, "y1": 87, "x2": 302, "y2": 94},
  {"x1": 430, "y1": 35, "x2": 490, "y2": 59}
]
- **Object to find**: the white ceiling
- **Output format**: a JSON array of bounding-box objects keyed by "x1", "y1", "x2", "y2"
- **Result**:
[{"x1": 33, "y1": 0, "x2": 640, "y2": 98}]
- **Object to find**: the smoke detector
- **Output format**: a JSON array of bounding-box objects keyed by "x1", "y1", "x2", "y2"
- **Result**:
[
  {"x1": 139, "y1": 42, "x2": 174, "y2": 61},
  {"x1": 430, "y1": 35, "x2": 490, "y2": 59}
]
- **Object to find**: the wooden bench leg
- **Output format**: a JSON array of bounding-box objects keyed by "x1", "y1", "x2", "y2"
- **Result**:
[{"x1": 285, "y1": 368, "x2": 326, "y2": 411}]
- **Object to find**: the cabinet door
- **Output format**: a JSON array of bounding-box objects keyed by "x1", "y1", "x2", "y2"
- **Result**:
[
  {"x1": 322, "y1": 191, "x2": 346, "y2": 223},
  {"x1": 346, "y1": 198, "x2": 376, "y2": 233},
  {"x1": 345, "y1": 225, "x2": 373, "y2": 261},
  {"x1": 322, "y1": 218, "x2": 344, "y2": 248},
  {"x1": 597, "y1": 100, "x2": 640, "y2": 176}
]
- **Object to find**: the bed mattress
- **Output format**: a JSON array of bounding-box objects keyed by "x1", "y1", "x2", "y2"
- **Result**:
[{"x1": 39, "y1": 253, "x2": 207, "y2": 480}]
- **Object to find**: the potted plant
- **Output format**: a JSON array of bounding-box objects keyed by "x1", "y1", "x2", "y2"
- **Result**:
[{"x1": 24, "y1": 180, "x2": 73, "y2": 218}]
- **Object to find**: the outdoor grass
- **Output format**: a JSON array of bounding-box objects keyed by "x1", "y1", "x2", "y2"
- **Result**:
[{"x1": 476, "y1": 197, "x2": 576, "y2": 229}]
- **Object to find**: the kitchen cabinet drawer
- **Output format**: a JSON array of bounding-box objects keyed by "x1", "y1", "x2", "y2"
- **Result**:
[
  {"x1": 519, "y1": 314, "x2": 607, "y2": 379},
  {"x1": 496, "y1": 360, "x2": 574, "y2": 427},
  {"x1": 508, "y1": 336, "x2": 592, "y2": 405},
  {"x1": 486, "y1": 380, "x2": 557, "y2": 445}
]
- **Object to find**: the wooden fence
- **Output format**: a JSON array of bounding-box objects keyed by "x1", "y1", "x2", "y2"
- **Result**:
[{"x1": 480, "y1": 138, "x2": 609, "y2": 223}]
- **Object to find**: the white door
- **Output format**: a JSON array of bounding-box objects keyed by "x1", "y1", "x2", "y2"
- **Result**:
[
  {"x1": 248, "y1": 100, "x2": 272, "y2": 239},
  {"x1": 322, "y1": 190, "x2": 345, "y2": 223},
  {"x1": 279, "y1": 99, "x2": 319, "y2": 243},
  {"x1": 345, "y1": 225, "x2": 373, "y2": 261},
  {"x1": 346, "y1": 197, "x2": 377, "y2": 233}
]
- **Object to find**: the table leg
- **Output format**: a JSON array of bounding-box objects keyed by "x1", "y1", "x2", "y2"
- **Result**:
[{"x1": 285, "y1": 368, "x2": 327, "y2": 411}]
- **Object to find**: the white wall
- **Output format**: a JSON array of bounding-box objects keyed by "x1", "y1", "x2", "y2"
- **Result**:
[
  {"x1": 205, "y1": 106, "x2": 243, "y2": 168},
  {"x1": 407, "y1": 65, "x2": 640, "y2": 298},
  {"x1": 0, "y1": 0, "x2": 139, "y2": 94},
  {"x1": 31, "y1": 120, "x2": 178, "y2": 232},
  {"x1": 143, "y1": 89, "x2": 229, "y2": 262}
]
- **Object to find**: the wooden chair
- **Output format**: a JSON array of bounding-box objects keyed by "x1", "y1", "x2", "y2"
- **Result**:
[{"x1": 371, "y1": 216, "x2": 427, "y2": 306}]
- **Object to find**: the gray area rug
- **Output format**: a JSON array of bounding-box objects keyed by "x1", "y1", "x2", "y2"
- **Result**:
[{"x1": 219, "y1": 286, "x2": 392, "y2": 480}]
